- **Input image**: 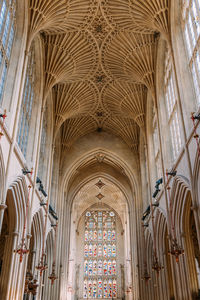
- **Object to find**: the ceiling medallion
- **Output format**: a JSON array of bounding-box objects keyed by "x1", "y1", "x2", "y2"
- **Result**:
[
  {"x1": 95, "y1": 179, "x2": 105, "y2": 189},
  {"x1": 96, "y1": 193, "x2": 105, "y2": 200},
  {"x1": 95, "y1": 153, "x2": 105, "y2": 163}
]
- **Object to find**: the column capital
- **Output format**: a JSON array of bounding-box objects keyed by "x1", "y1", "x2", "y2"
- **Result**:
[
  {"x1": 12, "y1": 231, "x2": 19, "y2": 237},
  {"x1": 0, "y1": 203, "x2": 7, "y2": 211}
]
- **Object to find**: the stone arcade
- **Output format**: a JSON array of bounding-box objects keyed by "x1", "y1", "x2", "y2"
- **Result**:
[{"x1": 0, "y1": 0, "x2": 200, "y2": 300}]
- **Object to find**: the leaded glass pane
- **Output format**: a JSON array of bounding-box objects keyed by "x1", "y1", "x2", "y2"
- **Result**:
[
  {"x1": 84, "y1": 210, "x2": 117, "y2": 298},
  {"x1": 17, "y1": 47, "x2": 36, "y2": 157},
  {"x1": 0, "y1": 0, "x2": 16, "y2": 105},
  {"x1": 182, "y1": 0, "x2": 200, "y2": 105}
]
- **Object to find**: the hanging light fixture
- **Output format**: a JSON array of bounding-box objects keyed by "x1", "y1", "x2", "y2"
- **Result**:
[
  {"x1": 150, "y1": 199, "x2": 163, "y2": 276},
  {"x1": 0, "y1": 109, "x2": 7, "y2": 140},
  {"x1": 36, "y1": 187, "x2": 49, "y2": 276},
  {"x1": 24, "y1": 271, "x2": 39, "y2": 296},
  {"x1": 48, "y1": 222, "x2": 58, "y2": 284},
  {"x1": 14, "y1": 168, "x2": 33, "y2": 262},
  {"x1": 191, "y1": 113, "x2": 200, "y2": 158},
  {"x1": 166, "y1": 170, "x2": 184, "y2": 263},
  {"x1": 141, "y1": 222, "x2": 151, "y2": 284}
]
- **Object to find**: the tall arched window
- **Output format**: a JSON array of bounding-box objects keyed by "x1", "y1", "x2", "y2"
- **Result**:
[
  {"x1": 38, "y1": 104, "x2": 47, "y2": 182},
  {"x1": 83, "y1": 210, "x2": 117, "y2": 299},
  {"x1": 182, "y1": 0, "x2": 200, "y2": 105},
  {"x1": 17, "y1": 47, "x2": 36, "y2": 157},
  {"x1": 152, "y1": 108, "x2": 162, "y2": 179},
  {"x1": 164, "y1": 49, "x2": 182, "y2": 161},
  {"x1": 0, "y1": 0, "x2": 16, "y2": 105}
]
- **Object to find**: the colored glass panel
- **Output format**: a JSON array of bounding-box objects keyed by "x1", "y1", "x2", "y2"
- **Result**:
[
  {"x1": 108, "y1": 244, "x2": 112, "y2": 257},
  {"x1": 94, "y1": 230, "x2": 97, "y2": 240},
  {"x1": 103, "y1": 244, "x2": 107, "y2": 257},
  {"x1": 93, "y1": 280, "x2": 97, "y2": 298},
  {"x1": 98, "y1": 229, "x2": 102, "y2": 241},
  {"x1": 103, "y1": 280, "x2": 108, "y2": 298},
  {"x1": 108, "y1": 260, "x2": 112, "y2": 275},
  {"x1": 113, "y1": 279, "x2": 117, "y2": 298},
  {"x1": 89, "y1": 243, "x2": 93, "y2": 257},
  {"x1": 83, "y1": 280, "x2": 87, "y2": 298},
  {"x1": 108, "y1": 280, "x2": 112, "y2": 298},
  {"x1": 93, "y1": 260, "x2": 97, "y2": 275},
  {"x1": 98, "y1": 244, "x2": 102, "y2": 256},
  {"x1": 103, "y1": 260, "x2": 107, "y2": 275},
  {"x1": 112, "y1": 260, "x2": 116, "y2": 275},
  {"x1": 98, "y1": 278, "x2": 103, "y2": 298},
  {"x1": 88, "y1": 280, "x2": 92, "y2": 298},
  {"x1": 112, "y1": 244, "x2": 116, "y2": 257},
  {"x1": 112, "y1": 230, "x2": 116, "y2": 241},
  {"x1": 84, "y1": 260, "x2": 88, "y2": 276},
  {"x1": 108, "y1": 230, "x2": 111, "y2": 241},
  {"x1": 94, "y1": 244, "x2": 97, "y2": 257},
  {"x1": 98, "y1": 260, "x2": 102, "y2": 275},
  {"x1": 85, "y1": 230, "x2": 89, "y2": 241},
  {"x1": 103, "y1": 230, "x2": 107, "y2": 240},
  {"x1": 84, "y1": 244, "x2": 88, "y2": 257},
  {"x1": 84, "y1": 210, "x2": 117, "y2": 298},
  {"x1": 89, "y1": 260, "x2": 93, "y2": 276},
  {"x1": 89, "y1": 230, "x2": 93, "y2": 240}
]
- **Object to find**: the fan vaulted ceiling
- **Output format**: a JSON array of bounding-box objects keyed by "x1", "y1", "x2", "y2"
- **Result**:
[{"x1": 29, "y1": 0, "x2": 169, "y2": 152}]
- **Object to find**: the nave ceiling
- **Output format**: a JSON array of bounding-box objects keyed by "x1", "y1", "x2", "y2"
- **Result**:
[{"x1": 28, "y1": 0, "x2": 170, "y2": 154}]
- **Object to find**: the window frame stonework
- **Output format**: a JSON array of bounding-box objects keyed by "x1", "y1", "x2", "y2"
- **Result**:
[
  {"x1": 182, "y1": 0, "x2": 200, "y2": 106},
  {"x1": 164, "y1": 49, "x2": 182, "y2": 161},
  {"x1": 83, "y1": 210, "x2": 117, "y2": 299},
  {"x1": 17, "y1": 47, "x2": 36, "y2": 158},
  {"x1": 0, "y1": 0, "x2": 16, "y2": 106}
]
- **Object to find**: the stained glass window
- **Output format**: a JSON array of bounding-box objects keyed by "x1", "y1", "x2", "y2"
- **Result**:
[{"x1": 83, "y1": 210, "x2": 117, "y2": 298}]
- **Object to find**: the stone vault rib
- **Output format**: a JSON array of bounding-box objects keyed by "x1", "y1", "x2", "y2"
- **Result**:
[
  {"x1": 61, "y1": 116, "x2": 97, "y2": 150},
  {"x1": 43, "y1": 32, "x2": 98, "y2": 99},
  {"x1": 102, "y1": 32, "x2": 157, "y2": 92},
  {"x1": 101, "y1": 0, "x2": 169, "y2": 36},
  {"x1": 103, "y1": 117, "x2": 140, "y2": 153},
  {"x1": 53, "y1": 81, "x2": 98, "y2": 132},
  {"x1": 28, "y1": 0, "x2": 98, "y2": 43},
  {"x1": 102, "y1": 81, "x2": 147, "y2": 130}
]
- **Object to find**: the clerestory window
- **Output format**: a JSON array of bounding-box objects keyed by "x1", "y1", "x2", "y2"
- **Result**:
[
  {"x1": 17, "y1": 47, "x2": 36, "y2": 157},
  {"x1": 182, "y1": 0, "x2": 200, "y2": 106},
  {"x1": 152, "y1": 109, "x2": 162, "y2": 179},
  {"x1": 0, "y1": 0, "x2": 16, "y2": 105},
  {"x1": 164, "y1": 49, "x2": 182, "y2": 161}
]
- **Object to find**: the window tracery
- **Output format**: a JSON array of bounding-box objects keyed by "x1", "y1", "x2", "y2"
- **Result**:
[
  {"x1": 38, "y1": 104, "x2": 47, "y2": 181},
  {"x1": 0, "y1": 0, "x2": 16, "y2": 105},
  {"x1": 164, "y1": 49, "x2": 182, "y2": 161},
  {"x1": 182, "y1": 0, "x2": 200, "y2": 105},
  {"x1": 83, "y1": 210, "x2": 117, "y2": 298},
  {"x1": 17, "y1": 47, "x2": 36, "y2": 157},
  {"x1": 152, "y1": 108, "x2": 162, "y2": 179}
]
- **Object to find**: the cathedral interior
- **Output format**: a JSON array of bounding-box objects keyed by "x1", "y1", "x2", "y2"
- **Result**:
[{"x1": 0, "y1": 0, "x2": 200, "y2": 300}]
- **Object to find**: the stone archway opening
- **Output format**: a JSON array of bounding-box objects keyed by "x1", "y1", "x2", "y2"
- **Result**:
[{"x1": 67, "y1": 177, "x2": 133, "y2": 300}]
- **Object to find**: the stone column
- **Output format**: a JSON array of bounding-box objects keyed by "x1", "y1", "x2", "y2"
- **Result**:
[
  {"x1": 0, "y1": 203, "x2": 7, "y2": 234},
  {"x1": 0, "y1": 231, "x2": 19, "y2": 299}
]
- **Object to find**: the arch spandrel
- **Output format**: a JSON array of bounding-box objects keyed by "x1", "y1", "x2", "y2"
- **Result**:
[{"x1": 59, "y1": 132, "x2": 140, "y2": 186}]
